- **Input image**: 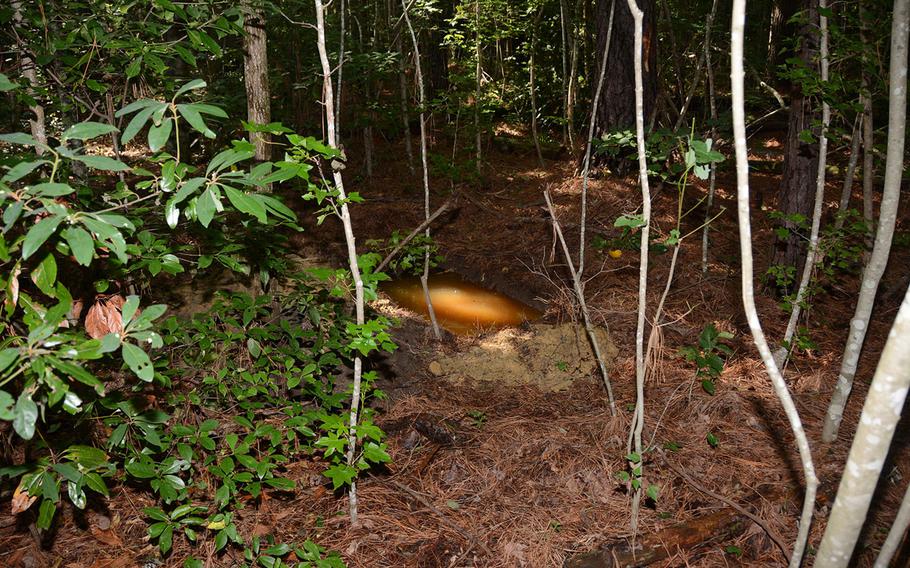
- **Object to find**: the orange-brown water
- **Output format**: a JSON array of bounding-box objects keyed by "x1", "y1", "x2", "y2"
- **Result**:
[{"x1": 383, "y1": 274, "x2": 542, "y2": 335}]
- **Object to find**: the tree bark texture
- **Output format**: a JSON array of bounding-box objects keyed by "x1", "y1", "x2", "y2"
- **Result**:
[
  {"x1": 243, "y1": 2, "x2": 271, "y2": 161},
  {"x1": 773, "y1": 0, "x2": 820, "y2": 279},
  {"x1": 592, "y1": 0, "x2": 656, "y2": 172}
]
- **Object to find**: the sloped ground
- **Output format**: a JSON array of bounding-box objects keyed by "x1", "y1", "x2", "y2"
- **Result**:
[{"x1": 2, "y1": 130, "x2": 909, "y2": 567}]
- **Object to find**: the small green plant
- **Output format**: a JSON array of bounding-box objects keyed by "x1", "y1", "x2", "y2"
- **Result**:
[
  {"x1": 679, "y1": 324, "x2": 734, "y2": 395},
  {"x1": 706, "y1": 432, "x2": 720, "y2": 448},
  {"x1": 366, "y1": 230, "x2": 444, "y2": 276},
  {"x1": 467, "y1": 410, "x2": 487, "y2": 428},
  {"x1": 616, "y1": 451, "x2": 659, "y2": 502}
]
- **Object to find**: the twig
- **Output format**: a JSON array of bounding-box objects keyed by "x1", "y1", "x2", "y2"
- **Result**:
[
  {"x1": 543, "y1": 188, "x2": 616, "y2": 414},
  {"x1": 388, "y1": 480, "x2": 493, "y2": 557},
  {"x1": 656, "y1": 447, "x2": 792, "y2": 563},
  {"x1": 375, "y1": 196, "x2": 456, "y2": 274}
]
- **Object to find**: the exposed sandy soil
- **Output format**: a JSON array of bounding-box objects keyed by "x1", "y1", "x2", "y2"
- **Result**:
[{"x1": 2, "y1": 129, "x2": 909, "y2": 568}]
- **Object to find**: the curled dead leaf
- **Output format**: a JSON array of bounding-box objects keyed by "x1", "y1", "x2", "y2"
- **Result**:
[
  {"x1": 84, "y1": 295, "x2": 125, "y2": 339},
  {"x1": 11, "y1": 482, "x2": 37, "y2": 515}
]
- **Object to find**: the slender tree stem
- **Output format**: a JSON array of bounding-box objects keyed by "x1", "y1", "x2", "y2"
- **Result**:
[
  {"x1": 401, "y1": 0, "x2": 441, "y2": 340},
  {"x1": 315, "y1": 0, "x2": 366, "y2": 525},
  {"x1": 822, "y1": 0, "x2": 908, "y2": 444},
  {"x1": 731, "y1": 2, "x2": 818, "y2": 564}
]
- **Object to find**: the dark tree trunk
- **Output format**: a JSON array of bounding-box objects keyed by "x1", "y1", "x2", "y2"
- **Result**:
[
  {"x1": 243, "y1": 2, "x2": 271, "y2": 161},
  {"x1": 773, "y1": 0, "x2": 819, "y2": 281},
  {"x1": 425, "y1": 2, "x2": 451, "y2": 98},
  {"x1": 591, "y1": 0, "x2": 657, "y2": 173}
]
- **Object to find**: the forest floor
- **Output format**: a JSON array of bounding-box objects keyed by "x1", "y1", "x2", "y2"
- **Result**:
[{"x1": 2, "y1": 129, "x2": 910, "y2": 568}]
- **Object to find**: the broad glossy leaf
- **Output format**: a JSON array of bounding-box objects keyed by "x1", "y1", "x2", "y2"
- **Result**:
[
  {"x1": 73, "y1": 155, "x2": 130, "y2": 172},
  {"x1": 122, "y1": 342, "x2": 154, "y2": 381},
  {"x1": 31, "y1": 253, "x2": 57, "y2": 296},
  {"x1": 148, "y1": 119, "x2": 173, "y2": 152},
  {"x1": 224, "y1": 187, "x2": 266, "y2": 223},
  {"x1": 22, "y1": 214, "x2": 65, "y2": 259},
  {"x1": 177, "y1": 104, "x2": 215, "y2": 138},
  {"x1": 13, "y1": 393, "x2": 38, "y2": 439},
  {"x1": 62, "y1": 227, "x2": 94, "y2": 266},
  {"x1": 121, "y1": 105, "x2": 158, "y2": 145},
  {"x1": 174, "y1": 79, "x2": 206, "y2": 99},
  {"x1": 61, "y1": 122, "x2": 118, "y2": 142},
  {"x1": 29, "y1": 182, "x2": 74, "y2": 197},
  {"x1": 2, "y1": 160, "x2": 49, "y2": 183}
]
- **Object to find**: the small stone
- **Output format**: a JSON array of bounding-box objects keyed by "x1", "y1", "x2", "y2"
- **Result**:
[
  {"x1": 428, "y1": 361, "x2": 443, "y2": 376},
  {"x1": 94, "y1": 514, "x2": 111, "y2": 530}
]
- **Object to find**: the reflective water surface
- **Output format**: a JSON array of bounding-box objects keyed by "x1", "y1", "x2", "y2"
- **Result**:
[{"x1": 383, "y1": 273, "x2": 542, "y2": 335}]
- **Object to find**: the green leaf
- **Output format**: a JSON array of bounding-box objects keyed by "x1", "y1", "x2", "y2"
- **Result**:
[
  {"x1": 31, "y1": 253, "x2": 57, "y2": 296},
  {"x1": 159, "y1": 525, "x2": 174, "y2": 554},
  {"x1": 148, "y1": 119, "x2": 173, "y2": 152},
  {"x1": 144, "y1": 507, "x2": 169, "y2": 522},
  {"x1": 22, "y1": 214, "x2": 65, "y2": 259},
  {"x1": 264, "y1": 477, "x2": 295, "y2": 491},
  {"x1": 0, "y1": 132, "x2": 48, "y2": 149},
  {"x1": 0, "y1": 73, "x2": 16, "y2": 92},
  {"x1": 121, "y1": 295, "x2": 140, "y2": 324},
  {"x1": 37, "y1": 499, "x2": 57, "y2": 529},
  {"x1": 126, "y1": 461, "x2": 157, "y2": 479},
  {"x1": 121, "y1": 105, "x2": 158, "y2": 145},
  {"x1": 195, "y1": 188, "x2": 218, "y2": 227},
  {"x1": 174, "y1": 79, "x2": 207, "y2": 99},
  {"x1": 125, "y1": 57, "x2": 142, "y2": 78},
  {"x1": 116, "y1": 98, "x2": 158, "y2": 118},
  {"x1": 322, "y1": 463, "x2": 357, "y2": 490},
  {"x1": 122, "y1": 342, "x2": 154, "y2": 381},
  {"x1": 61, "y1": 122, "x2": 118, "y2": 142},
  {"x1": 29, "y1": 182, "x2": 75, "y2": 197},
  {"x1": 701, "y1": 379, "x2": 716, "y2": 396},
  {"x1": 13, "y1": 393, "x2": 38, "y2": 439},
  {"x1": 83, "y1": 473, "x2": 108, "y2": 496},
  {"x1": 0, "y1": 348, "x2": 19, "y2": 373},
  {"x1": 177, "y1": 104, "x2": 215, "y2": 138},
  {"x1": 73, "y1": 155, "x2": 131, "y2": 172},
  {"x1": 3, "y1": 160, "x2": 49, "y2": 183},
  {"x1": 0, "y1": 390, "x2": 14, "y2": 421},
  {"x1": 46, "y1": 358, "x2": 104, "y2": 395},
  {"x1": 62, "y1": 227, "x2": 94, "y2": 266},
  {"x1": 67, "y1": 480, "x2": 87, "y2": 509},
  {"x1": 224, "y1": 187, "x2": 267, "y2": 223},
  {"x1": 646, "y1": 484, "x2": 660, "y2": 501}
]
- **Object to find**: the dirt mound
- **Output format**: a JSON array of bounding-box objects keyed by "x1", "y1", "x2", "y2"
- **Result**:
[{"x1": 428, "y1": 323, "x2": 619, "y2": 392}]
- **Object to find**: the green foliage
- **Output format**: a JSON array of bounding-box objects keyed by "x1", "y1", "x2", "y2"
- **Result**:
[
  {"x1": 0, "y1": 77, "x2": 385, "y2": 565},
  {"x1": 679, "y1": 324, "x2": 734, "y2": 395},
  {"x1": 366, "y1": 230, "x2": 445, "y2": 276}
]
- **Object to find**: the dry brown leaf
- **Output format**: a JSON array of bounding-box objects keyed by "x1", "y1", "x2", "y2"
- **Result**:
[
  {"x1": 90, "y1": 525, "x2": 123, "y2": 547},
  {"x1": 11, "y1": 483, "x2": 37, "y2": 515},
  {"x1": 5, "y1": 264, "x2": 21, "y2": 312},
  {"x1": 85, "y1": 297, "x2": 124, "y2": 339},
  {"x1": 105, "y1": 295, "x2": 125, "y2": 309}
]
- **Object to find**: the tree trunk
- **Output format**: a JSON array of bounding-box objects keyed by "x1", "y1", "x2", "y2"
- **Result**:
[
  {"x1": 243, "y1": 1, "x2": 271, "y2": 161},
  {"x1": 731, "y1": 2, "x2": 819, "y2": 564},
  {"x1": 773, "y1": 0, "x2": 820, "y2": 281},
  {"x1": 821, "y1": 0, "x2": 908, "y2": 444},
  {"x1": 592, "y1": 0, "x2": 657, "y2": 173},
  {"x1": 11, "y1": 0, "x2": 47, "y2": 154}
]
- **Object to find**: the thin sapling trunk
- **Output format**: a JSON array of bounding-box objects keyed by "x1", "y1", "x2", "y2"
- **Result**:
[{"x1": 731, "y1": 1, "x2": 819, "y2": 564}]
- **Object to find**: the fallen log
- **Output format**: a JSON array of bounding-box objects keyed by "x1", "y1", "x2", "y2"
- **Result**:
[{"x1": 563, "y1": 508, "x2": 748, "y2": 568}]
